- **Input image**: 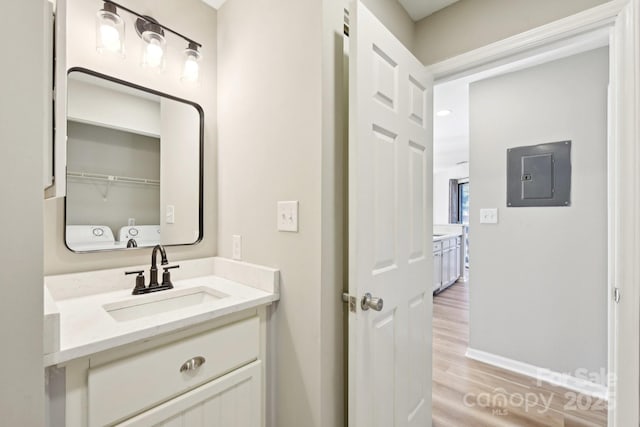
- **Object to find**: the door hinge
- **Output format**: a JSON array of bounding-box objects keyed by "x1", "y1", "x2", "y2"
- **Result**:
[
  {"x1": 342, "y1": 293, "x2": 356, "y2": 313},
  {"x1": 613, "y1": 287, "x2": 621, "y2": 304}
]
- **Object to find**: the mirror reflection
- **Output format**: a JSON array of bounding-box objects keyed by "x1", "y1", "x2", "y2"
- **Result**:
[{"x1": 65, "y1": 69, "x2": 202, "y2": 252}]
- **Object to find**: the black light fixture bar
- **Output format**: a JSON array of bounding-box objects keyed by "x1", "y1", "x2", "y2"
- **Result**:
[{"x1": 104, "y1": 0, "x2": 202, "y2": 48}]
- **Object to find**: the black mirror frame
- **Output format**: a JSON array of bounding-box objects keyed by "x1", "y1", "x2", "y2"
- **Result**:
[{"x1": 62, "y1": 67, "x2": 204, "y2": 253}]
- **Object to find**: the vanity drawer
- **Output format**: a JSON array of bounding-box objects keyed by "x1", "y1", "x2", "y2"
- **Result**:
[
  {"x1": 88, "y1": 316, "x2": 260, "y2": 427},
  {"x1": 432, "y1": 241, "x2": 442, "y2": 252},
  {"x1": 441, "y1": 239, "x2": 451, "y2": 249}
]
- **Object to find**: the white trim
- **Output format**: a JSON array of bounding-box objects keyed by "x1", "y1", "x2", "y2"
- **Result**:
[
  {"x1": 466, "y1": 348, "x2": 608, "y2": 400},
  {"x1": 426, "y1": 0, "x2": 627, "y2": 81}
]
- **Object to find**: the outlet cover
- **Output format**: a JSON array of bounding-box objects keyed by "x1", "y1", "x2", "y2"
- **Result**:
[
  {"x1": 277, "y1": 201, "x2": 299, "y2": 232},
  {"x1": 480, "y1": 208, "x2": 498, "y2": 224},
  {"x1": 232, "y1": 235, "x2": 242, "y2": 260}
]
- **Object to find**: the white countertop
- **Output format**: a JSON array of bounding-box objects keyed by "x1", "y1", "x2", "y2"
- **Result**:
[
  {"x1": 43, "y1": 257, "x2": 280, "y2": 367},
  {"x1": 432, "y1": 232, "x2": 462, "y2": 242}
]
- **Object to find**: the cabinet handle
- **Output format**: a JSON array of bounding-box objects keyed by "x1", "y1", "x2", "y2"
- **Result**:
[{"x1": 180, "y1": 356, "x2": 206, "y2": 373}]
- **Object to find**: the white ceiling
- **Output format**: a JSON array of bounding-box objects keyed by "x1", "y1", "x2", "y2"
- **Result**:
[
  {"x1": 397, "y1": 0, "x2": 459, "y2": 21},
  {"x1": 202, "y1": 0, "x2": 227, "y2": 9}
]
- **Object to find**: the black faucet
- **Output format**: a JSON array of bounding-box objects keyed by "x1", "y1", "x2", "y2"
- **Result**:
[
  {"x1": 126, "y1": 238, "x2": 138, "y2": 248},
  {"x1": 149, "y1": 244, "x2": 169, "y2": 287},
  {"x1": 124, "y1": 245, "x2": 179, "y2": 295}
]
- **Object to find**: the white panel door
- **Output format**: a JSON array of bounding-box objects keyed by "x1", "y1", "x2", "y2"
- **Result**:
[{"x1": 348, "y1": 2, "x2": 433, "y2": 427}]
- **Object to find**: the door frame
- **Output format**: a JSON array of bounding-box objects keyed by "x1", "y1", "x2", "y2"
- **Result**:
[{"x1": 425, "y1": 1, "x2": 639, "y2": 426}]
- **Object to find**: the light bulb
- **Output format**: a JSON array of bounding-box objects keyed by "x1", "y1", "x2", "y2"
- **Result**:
[
  {"x1": 96, "y1": 3, "x2": 124, "y2": 56},
  {"x1": 145, "y1": 39, "x2": 164, "y2": 68},
  {"x1": 181, "y1": 43, "x2": 202, "y2": 83},
  {"x1": 99, "y1": 23, "x2": 121, "y2": 52},
  {"x1": 141, "y1": 25, "x2": 166, "y2": 70},
  {"x1": 182, "y1": 57, "x2": 199, "y2": 81}
]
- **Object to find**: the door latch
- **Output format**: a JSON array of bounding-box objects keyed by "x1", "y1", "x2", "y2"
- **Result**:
[
  {"x1": 342, "y1": 293, "x2": 356, "y2": 313},
  {"x1": 614, "y1": 287, "x2": 621, "y2": 304}
]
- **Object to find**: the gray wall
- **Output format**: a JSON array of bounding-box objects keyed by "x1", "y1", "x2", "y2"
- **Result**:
[
  {"x1": 66, "y1": 122, "x2": 160, "y2": 235},
  {"x1": 414, "y1": 0, "x2": 611, "y2": 65},
  {"x1": 218, "y1": 0, "x2": 346, "y2": 425},
  {"x1": 0, "y1": 0, "x2": 46, "y2": 425},
  {"x1": 468, "y1": 48, "x2": 609, "y2": 379},
  {"x1": 45, "y1": 0, "x2": 217, "y2": 274},
  {"x1": 361, "y1": 0, "x2": 414, "y2": 51}
]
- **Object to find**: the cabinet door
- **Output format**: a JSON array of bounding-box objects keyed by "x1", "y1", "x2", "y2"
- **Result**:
[
  {"x1": 117, "y1": 362, "x2": 262, "y2": 427},
  {"x1": 448, "y1": 245, "x2": 457, "y2": 283},
  {"x1": 446, "y1": 239, "x2": 456, "y2": 284},
  {"x1": 455, "y1": 243, "x2": 462, "y2": 279},
  {"x1": 433, "y1": 252, "x2": 442, "y2": 292},
  {"x1": 441, "y1": 249, "x2": 450, "y2": 286}
]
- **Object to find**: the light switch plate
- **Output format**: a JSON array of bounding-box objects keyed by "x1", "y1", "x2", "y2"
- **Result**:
[
  {"x1": 166, "y1": 205, "x2": 175, "y2": 224},
  {"x1": 277, "y1": 201, "x2": 299, "y2": 232},
  {"x1": 480, "y1": 208, "x2": 498, "y2": 224},
  {"x1": 232, "y1": 235, "x2": 242, "y2": 260}
]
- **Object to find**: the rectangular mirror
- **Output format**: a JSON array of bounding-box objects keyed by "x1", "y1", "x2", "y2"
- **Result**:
[{"x1": 65, "y1": 68, "x2": 203, "y2": 252}]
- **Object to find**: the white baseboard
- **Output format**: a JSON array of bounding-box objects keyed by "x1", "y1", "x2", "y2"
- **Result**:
[{"x1": 465, "y1": 348, "x2": 608, "y2": 400}]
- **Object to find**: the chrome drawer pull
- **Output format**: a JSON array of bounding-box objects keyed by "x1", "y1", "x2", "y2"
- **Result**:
[{"x1": 180, "y1": 356, "x2": 206, "y2": 373}]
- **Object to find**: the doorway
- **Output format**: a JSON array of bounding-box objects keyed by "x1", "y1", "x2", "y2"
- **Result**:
[{"x1": 430, "y1": 36, "x2": 610, "y2": 426}]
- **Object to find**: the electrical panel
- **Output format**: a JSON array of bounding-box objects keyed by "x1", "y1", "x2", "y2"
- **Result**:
[{"x1": 506, "y1": 140, "x2": 571, "y2": 207}]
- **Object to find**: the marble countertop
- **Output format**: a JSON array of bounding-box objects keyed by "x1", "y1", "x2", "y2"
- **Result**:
[{"x1": 43, "y1": 257, "x2": 279, "y2": 367}]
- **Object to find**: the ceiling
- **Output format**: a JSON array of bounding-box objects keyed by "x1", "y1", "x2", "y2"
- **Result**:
[
  {"x1": 202, "y1": 0, "x2": 227, "y2": 9},
  {"x1": 397, "y1": 0, "x2": 459, "y2": 21}
]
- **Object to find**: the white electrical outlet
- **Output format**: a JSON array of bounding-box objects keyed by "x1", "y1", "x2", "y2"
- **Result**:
[
  {"x1": 480, "y1": 208, "x2": 498, "y2": 224},
  {"x1": 232, "y1": 235, "x2": 242, "y2": 260},
  {"x1": 277, "y1": 201, "x2": 299, "y2": 232},
  {"x1": 166, "y1": 205, "x2": 175, "y2": 224}
]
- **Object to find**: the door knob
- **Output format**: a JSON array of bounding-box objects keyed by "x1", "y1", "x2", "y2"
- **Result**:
[{"x1": 361, "y1": 293, "x2": 383, "y2": 311}]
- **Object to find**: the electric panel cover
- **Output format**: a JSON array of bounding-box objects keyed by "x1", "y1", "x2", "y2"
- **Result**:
[{"x1": 506, "y1": 141, "x2": 571, "y2": 207}]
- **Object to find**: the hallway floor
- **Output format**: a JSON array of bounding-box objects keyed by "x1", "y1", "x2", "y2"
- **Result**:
[{"x1": 432, "y1": 282, "x2": 607, "y2": 427}]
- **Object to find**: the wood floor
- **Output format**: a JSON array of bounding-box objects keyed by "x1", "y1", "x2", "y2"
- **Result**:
[{"x1": 432, "y1": 282, "x2": 608, "y2": 427}]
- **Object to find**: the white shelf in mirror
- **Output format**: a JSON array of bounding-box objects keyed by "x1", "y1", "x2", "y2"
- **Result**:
[{"x1": 67, "y1": 171, "x2": 160, "y2": 186}]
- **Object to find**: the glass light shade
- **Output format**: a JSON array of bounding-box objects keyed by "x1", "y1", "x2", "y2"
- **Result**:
[
  {"x1": 141, "y1": 30, "x2": 166, "y2": 70},
  {"x1": 96, "y1": 8, "x2": 124, "y2": 55},
  {"x1": 181, "y1": 47, "x2": 202, "y2": 83}
]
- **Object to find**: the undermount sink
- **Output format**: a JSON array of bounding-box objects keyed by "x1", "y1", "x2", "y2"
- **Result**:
[{"x1": 103, "y1": 287, "x2": 229, "y2": 322}]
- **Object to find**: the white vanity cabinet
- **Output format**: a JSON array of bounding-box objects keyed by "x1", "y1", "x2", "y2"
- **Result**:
[{"x1": 59, "y1": 309, "x2": 267, "y2": 427}]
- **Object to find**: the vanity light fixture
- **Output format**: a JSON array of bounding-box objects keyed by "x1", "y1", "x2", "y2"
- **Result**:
[
  {"x1": 95, "y1": 0, "x2": 203, "y2": 82},
  {"x1": 96, "y1": 2, "x2": 125, "y2": 55}
]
